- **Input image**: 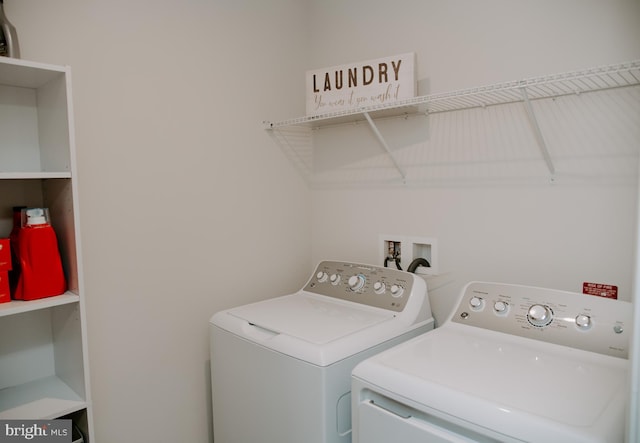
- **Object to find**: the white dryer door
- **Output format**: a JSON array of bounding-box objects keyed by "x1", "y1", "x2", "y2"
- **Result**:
[{"x1": 358, "y1": 399, "x2": 489, "y2": 443}]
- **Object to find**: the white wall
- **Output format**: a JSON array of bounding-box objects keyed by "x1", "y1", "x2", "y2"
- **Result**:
[
  {"x1": 312, "y1": 185, "x2": 638, "y2": 323},
  {"x1": 308, "y1": 0, "x2": 640, "y2": 92},
  {"x1": 5, "y1": 0, "x2": 639, "y2": 442},
  {"x1": 307, "y1": 0, "x2": 640, "y2": 323},
  {"x1": 6, "y1": 1, "x2": 312, "y2": 442}
]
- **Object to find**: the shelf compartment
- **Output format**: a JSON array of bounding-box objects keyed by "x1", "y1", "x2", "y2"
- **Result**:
[
  {"x1": 0, "y1": 376, "x2": 86, "y2": 420},
  {"x1": 0, "y1": 178, "x2": 79, "y2": 294},
  {"x1": 0, "y1": 303, "x2": 87, "y2": 419},
  {"x1": 0, "y1": 58, "x2": 72, "y2": 175}
]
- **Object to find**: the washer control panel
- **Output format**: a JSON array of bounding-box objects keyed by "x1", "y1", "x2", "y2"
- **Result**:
[
  {"x1": 452, "y1": 281, "x2": 632, "y2": 358},
  {"x1": 303, "y1": 261, "x2": 416, "y2": 312}
]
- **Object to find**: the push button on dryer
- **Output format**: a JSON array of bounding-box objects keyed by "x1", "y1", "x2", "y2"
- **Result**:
[{"x1": 575, "y1": 314, "x2": 591, "y2": 330}]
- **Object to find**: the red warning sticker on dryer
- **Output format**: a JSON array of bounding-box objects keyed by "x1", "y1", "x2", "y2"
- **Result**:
[{"x1": 583, "y1": 282, "x2": 618, "y2": 299}]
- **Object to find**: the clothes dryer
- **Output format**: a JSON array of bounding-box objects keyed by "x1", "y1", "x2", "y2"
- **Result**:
[
  {"x1": 352, "y1": 281, "x2": 632, "y2": 443},
  {"x1": 210, "y1": 260, "x2": 434, "y2": 443}
]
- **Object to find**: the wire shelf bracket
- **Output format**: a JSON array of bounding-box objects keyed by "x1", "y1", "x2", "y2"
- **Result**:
[
  {"x1": 520, "y1": 86, "x2": 556, "y2": 179},
  {"x1": 362, "y1": 111, "x2": 407, "y2": 183}
]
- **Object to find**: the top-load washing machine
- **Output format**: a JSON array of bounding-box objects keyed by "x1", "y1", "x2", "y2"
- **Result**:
[
  {"x1": 352, "y1": 281, "x2": 632, "y2": 443},
  {"x1": 210, "y1": 260, "x2": 434, "y2": 443}
]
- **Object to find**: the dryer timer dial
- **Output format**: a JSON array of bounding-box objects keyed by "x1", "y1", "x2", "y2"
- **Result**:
[{"x1": 527, "y1": 304, "x2": 553, "y2": 327}]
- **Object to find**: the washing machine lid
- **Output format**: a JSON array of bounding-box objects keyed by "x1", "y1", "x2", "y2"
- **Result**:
[
  {"x1": 228, "y1": 293, "x2": 395, "y2": 345},
  {"x1": 353, "y1": 323, "x2": 628, "y2": 440}
]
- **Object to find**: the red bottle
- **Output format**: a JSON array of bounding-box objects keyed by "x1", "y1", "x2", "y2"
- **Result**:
[{"x1": 15, "y1": 208, "x2": 67, "y2": 301}]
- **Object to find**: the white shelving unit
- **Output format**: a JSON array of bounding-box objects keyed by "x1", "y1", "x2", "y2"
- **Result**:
[
  {"x1": 265, "y1": 60, "x2": 640, "y2": 187},
  {"x1": 0, "y1": 57, "x2": 93, "y2": 440}
]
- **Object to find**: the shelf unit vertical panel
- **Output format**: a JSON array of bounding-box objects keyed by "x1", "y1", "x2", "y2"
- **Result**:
[{"x1": 60, "y1": 65, "x2": 94, "y2": 442}]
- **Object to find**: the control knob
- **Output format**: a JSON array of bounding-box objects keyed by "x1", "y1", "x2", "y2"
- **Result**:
[
  {"x1": 469, "y1": 296, "x2": 484, "y2": 310},
  {"x1": 390, "y1": 284, "x2": 404, "y2": 298},
  {"x1": 493, "y1": 300, "x2": 508, "y2": 314},
  {"x1": 373, "y1": 281, "x2": 386, "y2": 294},
  {"x1": 330, "y1": 274, "x2": 341, "y2": 285},
  {"x1": 527, "y1": 304, "x2": 553, "y2": 327},
  {"x1": 316, "y1": 271, "x2": 328, "y2": 283},
  {"x1": 348, "y1": 274, "x2": 366, "y2": 291}
]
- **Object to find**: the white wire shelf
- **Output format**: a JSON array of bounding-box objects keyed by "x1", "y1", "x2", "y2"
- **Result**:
[
  {"x1": 265, "y1": 60, "x2": 640, "y2": 129},
  {"x1": 265, "y1": 60, "x2": 640, "y2": 187}
]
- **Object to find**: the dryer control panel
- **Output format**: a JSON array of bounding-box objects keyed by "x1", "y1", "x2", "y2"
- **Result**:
[
  {"x1": 303, "y1": 261, "x2": 419, "y2": 312},
  {"x1": 451, "y1": 281, "x2": 632, "y2": 358}
]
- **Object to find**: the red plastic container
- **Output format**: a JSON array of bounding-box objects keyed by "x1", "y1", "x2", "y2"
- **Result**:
[
  {"x1": 0, "y1": 271, "x2": 9, "y2": 303},
  {"x1": 0, "y1": 238, "x2": 10, "y2": 271},
  {"x1": 14, "y1": 208, "x2": 67, "y2": 301}
]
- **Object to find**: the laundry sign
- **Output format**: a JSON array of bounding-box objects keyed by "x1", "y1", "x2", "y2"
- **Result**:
[{"x1": 306, "y1": 53, "x2": 416, "y2": 116}]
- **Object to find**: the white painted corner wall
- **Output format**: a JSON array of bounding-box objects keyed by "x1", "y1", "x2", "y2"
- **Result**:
[{"x1": 4, "y1": 0, "x2": 639, "y2": 442}]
